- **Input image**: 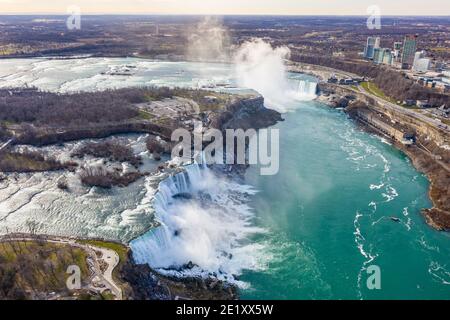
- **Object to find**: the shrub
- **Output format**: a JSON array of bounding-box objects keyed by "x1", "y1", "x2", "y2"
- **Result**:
[
  {"x1": 79, "y1": 166, "x2": 142, "y2": 188},
  {"x1": 72, "y1": 141, "x2": 142, "y2": 167}
]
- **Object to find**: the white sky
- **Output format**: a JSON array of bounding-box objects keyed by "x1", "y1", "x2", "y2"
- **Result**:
[{"x1": 0, "y1": 0, "x2": 449, "y2": 15}]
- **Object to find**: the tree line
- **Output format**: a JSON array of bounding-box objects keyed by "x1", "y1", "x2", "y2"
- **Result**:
[{"x1": 291, "y1": 53, "x2": 449, "y2": 107}]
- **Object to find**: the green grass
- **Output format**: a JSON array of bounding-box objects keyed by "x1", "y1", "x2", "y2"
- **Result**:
[
  {"x1": 137, "y1": 109, "x2": 155, "y2": 120},
  {"x1": 0, "y1": 241, "x2": 90, "y2": 297},
  {"x1": 0, "y1": 152, "x2": 67, "y2": 172},
  {"x1": 361, "y1": 81, "x2": 420, "y2": 109},
  {"x1": 361, "y1": 81, "x2": 392, "y2": 101},
  {"x1": 1, "y1": 120, "x2": 17, "y2": 126}
]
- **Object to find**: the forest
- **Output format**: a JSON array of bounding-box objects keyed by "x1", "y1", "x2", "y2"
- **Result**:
[
  {"x1": 0, "y1": 87, "x2": 175, "y2": 127},
  {"x1": 0, "y1": 86, "x2": 226, "y2": 128},
  {"x1": 72, "y1": 141, "x2": 143, "y2": 167}
]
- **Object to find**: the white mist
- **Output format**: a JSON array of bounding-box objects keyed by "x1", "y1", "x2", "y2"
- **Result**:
[{"x1": 234, "y1": 39, "x2": 317, "y2": 112}]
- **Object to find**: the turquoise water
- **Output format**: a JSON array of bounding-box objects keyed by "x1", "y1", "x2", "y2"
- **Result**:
[
  {"x1": 1, "y1": 57, "x2": 448, "y2": 300},
  {"x1": 242, "y1": 100, "x2": 450, "y2": 299}
]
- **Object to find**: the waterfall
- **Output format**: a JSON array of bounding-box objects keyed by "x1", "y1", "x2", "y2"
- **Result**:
[
  {"x1": 131, "y1": 163, "x2": 204, "y2": 264},
  {"x1": 296, "y1": 80, "x2": 318, "y2": 98},
  {"x1": 130, "y1": 160, "x2": 268, "y2": 283}
]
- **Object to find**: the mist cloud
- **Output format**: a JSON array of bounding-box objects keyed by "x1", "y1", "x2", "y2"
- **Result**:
[{"x1": 186, "y1": 16, "x2": 231, "y2": 62}]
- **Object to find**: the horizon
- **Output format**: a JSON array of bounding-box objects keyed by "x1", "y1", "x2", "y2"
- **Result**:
[
  {"x1": 1, "y1": 13, "x2": 450, "y2": 17},
  {"x1": 1, "y1": 0, "x2": 450, "y2": 16}
]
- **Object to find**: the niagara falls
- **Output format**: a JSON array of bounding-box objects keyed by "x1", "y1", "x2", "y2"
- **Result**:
[{"x1": 0, "y1": 53, "x2": 449, "y2": 300}]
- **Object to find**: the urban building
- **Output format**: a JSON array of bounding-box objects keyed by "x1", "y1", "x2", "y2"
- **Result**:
[
  {"x1": 373, "y1": 48, "x2": 392, "y2": 65},
  {"x1": 413, "y1": 51, "x2": 431, "y2": 72},
  {"x1": 373, "y1": 47, "x2": 382, "y2": 63},
  {"x1": 401, "y1": 35, "x2": 418, "y2": 69},
  {"x1": 364, "y1": 37, "x2": 380, "y2": 59},
  {"x1": 434, "y1": 61, "x2": 446, "y2": 71},
  {"x1": 374, "y1": 37, "x2": 381, "y2": 49},
  {"x1": 435, "y1": 81, "x2": 450, "y2": 94},
  {"x1": 382, "y1": 49, "x2": 393, "y2": 65},
  {"x1": 393, "y1": 42, "x2": 402, "y2": 62}
]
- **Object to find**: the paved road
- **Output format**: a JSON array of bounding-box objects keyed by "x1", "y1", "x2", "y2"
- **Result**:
[
  {"x1": 355, "y1": 84, "x2": 450, "y2": 172},
  {"x1": 85, "y1": 244, "x2": 122, "y2": 300},
  {"x1": 0, "y1": 235, "x2": 123, "y2": 300},
  {"x1": 291, "y1": 61, "x2": 449, "y2": 134},
  {"x1": 357, "y1": 85, "x2": 450, "y2": 134}
]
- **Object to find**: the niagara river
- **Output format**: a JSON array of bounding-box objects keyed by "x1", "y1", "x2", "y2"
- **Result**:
[{"x1": 0, "y1": 57, "x2": 449, "y2": 299}]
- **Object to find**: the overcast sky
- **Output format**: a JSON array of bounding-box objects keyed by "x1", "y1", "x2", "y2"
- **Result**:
[{"x1": 1, "y1": 0, "x2": 449, "y2": 15}]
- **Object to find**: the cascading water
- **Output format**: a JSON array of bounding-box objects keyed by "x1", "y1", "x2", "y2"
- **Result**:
[
  {"x1": 130, "y1": 160, "x2": 269, "y2": 286},
  {"x1": 296, "y1": 80, "x2": 318, "y2": 99}
]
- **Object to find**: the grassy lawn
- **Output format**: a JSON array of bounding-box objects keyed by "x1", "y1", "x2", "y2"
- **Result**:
[
  {"x1": 361, "y1": 81, "x2": 421, "y2": 109},
  {"x1": 361, "y1": 81, "x2": 394, "y2": 102},
  {"x1": 1, "y1": 120, "x2": 17, "y2": 126},
  {"x1": 77, "y1": 239, "x2": 130, "y2": 290},
  {"x1": 137, "y1": 109, "x2": 155, "y2": 120},
  {"x1": 0, "y1": 240, "x2": 89, "y2": 299},
  {"x1": 0, "y1": 153, "x2": 51, "y2": 171}
]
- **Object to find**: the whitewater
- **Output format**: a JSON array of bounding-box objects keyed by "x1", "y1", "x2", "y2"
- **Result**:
[{"x1": 0, "y1": 56, "x2": 449, "y2": 299}]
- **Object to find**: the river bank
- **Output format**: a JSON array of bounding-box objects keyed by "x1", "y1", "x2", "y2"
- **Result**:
[
  {"x1": 0, "y1": 233, "x2": 238, "y2": 300},
  {"x1": 0, "y1": 83, "x2": 282, "y2": 300},
  {"x1": 315, "y1": 82, "x2": 450, "y2": 231},
  {"x1": 1, "y1": 57, "x2": 449, "y2": 299}
]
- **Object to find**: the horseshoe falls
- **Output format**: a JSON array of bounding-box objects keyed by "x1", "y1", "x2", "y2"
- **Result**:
[{"x1": 0, "y1": 57, "x2": 449, "y2": 299}]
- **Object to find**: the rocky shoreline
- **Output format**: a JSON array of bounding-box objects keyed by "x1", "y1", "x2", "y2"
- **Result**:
[
  {"x1": 122, "y1": 93, "x2": 283, "y2": 299},
  {"x1": 316, "y1": 83, "x2": 450, "y2": 231},
  {"x1": 120, "y1": 252, "x2": 239, "y2": 300},
  {"x1": 0, "y1": 86, "x2": 282, "y2": 300}
]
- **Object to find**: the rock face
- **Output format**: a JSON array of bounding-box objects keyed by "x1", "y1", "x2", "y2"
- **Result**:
[
  {"x1": 15, "y1": 94, "x2": 282, "y2": 150},
  {"x1": 15, "y1": 121, "x2": 173, "y2": 146},
  {"x1": 120, "y1": 253, "x2": 238, "y2": 300},
  {"x1": 120, "y1": 95, "x2": 281, "y2": 300},
  {"x1": 209, "y1": 95, "x2": 283, "y2": 131}
]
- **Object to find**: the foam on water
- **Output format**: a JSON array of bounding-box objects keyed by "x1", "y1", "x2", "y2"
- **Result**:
[
  {"x1": 1, "y1": 57, "x2": 449, "y2": 298},
  {"x1": 0, "y1": 57, "x2": 317, "y2": 114},
  {"x1": 130, "y1": 161, "x2": 270, "y2": 286},
  {"x1": 0, "y1": 134, "x2": 159, "y2": 241},
  {"x1": 354, "y1": 210, "x2": 378, "y2": 299}
]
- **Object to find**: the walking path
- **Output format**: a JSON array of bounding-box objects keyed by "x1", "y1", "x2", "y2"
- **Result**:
[{"x1": 0, "y1": 234, "x2": 123, "y2": 300}]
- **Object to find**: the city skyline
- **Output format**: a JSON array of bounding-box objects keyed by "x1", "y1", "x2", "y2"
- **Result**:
[{"x1": 1, "y1": 0, "x2": 450, "y2": 15}]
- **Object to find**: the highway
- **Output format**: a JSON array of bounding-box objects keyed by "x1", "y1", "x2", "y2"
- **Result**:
[{"x1": 356, "y1": 85, "x2": 450, "y2": 134}]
